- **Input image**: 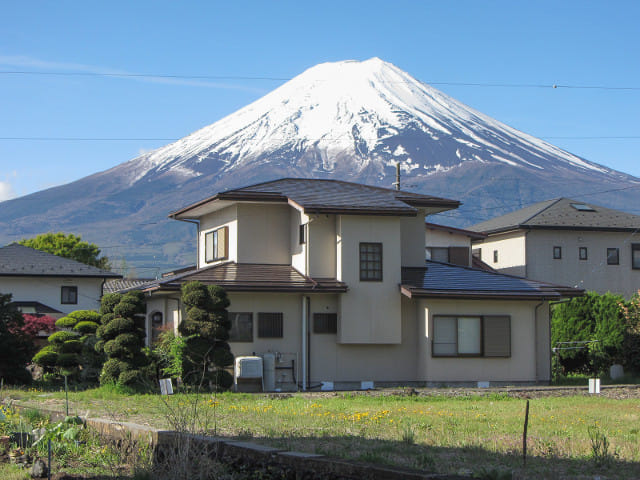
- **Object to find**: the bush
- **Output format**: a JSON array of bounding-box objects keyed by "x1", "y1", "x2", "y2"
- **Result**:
[
  {"x1": 48, "y1": 330, "x2": 80, "y2": 345},
  {"x1": 60, "y1": 339, "x2": 83, "y2": 354},
  {"x1": 55, "y1": 316, "x2": 78, "y2": 329},
  {"x1": 21, "y1": 314, "x2": 56, "y2": 338},
  {"x1": 73, "y1": 321, "x2": 99, "y2": 335},
  {"x1": 57, "y1": 353, "x2": 80, "y2": 368},
  {"x1": 100, "y1": 293, "x2": 122, "y2": 315},
  {"x1": 33, "y1": 349, "x2": 59, "y2": 367},
  {"x1": 68, "y1": 310, "x2": 101, "y2": 323},
  {"x1": 113, "y1": 301, "x2": 138, "y2": 319},
  {"x1": 100, "y1": 317, "x2": 136, "y2": 341}
]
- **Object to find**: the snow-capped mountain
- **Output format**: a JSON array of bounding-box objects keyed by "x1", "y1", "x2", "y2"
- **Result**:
[{"x1": 1, "y1": 58, "x2": 638, "y2": 270}]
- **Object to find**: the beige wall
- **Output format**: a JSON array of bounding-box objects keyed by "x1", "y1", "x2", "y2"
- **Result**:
[
  {"x1": 336, "y1": 215, "x2": 402, "y2": 344},
  {"x1": 145, "y1": 295, "x2": 181, "y2": 346},
  {"x1": 526, "y1": 230, "x2": 640, "y2": 298},
  {"x1": 400, "y1": 214, "x2": 428, "y2": 267},
  {"x1": 0, "y1": 276, "x2": 104, "y2": 314},
  {"x1": 308, "y1": 214, "x2": 337, "y2": 278},
  {"x1": 425, "y1": 229, "x2": 472, "y2": 248},
  {"x1": 417, "y1": 299, "x2": 549, "y2": 383},
  {"x1": 290, "y1": 209, "x2": 308, "y2": 274},
  {"x1": 473, "y1": 231, "x2": 527, "y2": 277},
  {"x1": 236, "y1": 203, "x2": 291, "y2": 264},
  {"x1": 198, "y1": 205, "x2": 238, "y2": 268}
]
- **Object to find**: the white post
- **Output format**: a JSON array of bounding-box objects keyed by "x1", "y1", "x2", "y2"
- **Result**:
[{"x1": 301, "y1": 295, "x2": 308, "y2": 391}]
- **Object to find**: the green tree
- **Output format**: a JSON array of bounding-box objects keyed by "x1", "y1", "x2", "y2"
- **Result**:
[
  {"x1": 620, "y1": 290, "x2": 640, "y2": 374},
  {"x1": 96, "y1": 292, "x2": 149, "y2": 387},
  {"x1": 0, "y1": 293, "x2": 34, "y2": 384},
  {"x1": 19, "y1": 232, "x2": 111, "y2": 270},
  {"x1": 551, "y1": 291, "x2": 627, "y2": 375},
  {"x1": 178, "y1": 281, "x2": 233, "y2": 390},
  {"x1": 32, "y1": 310, "x2": 103, "y2": 383}
]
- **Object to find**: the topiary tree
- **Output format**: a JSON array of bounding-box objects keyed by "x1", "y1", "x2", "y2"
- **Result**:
[
  {"x1": 0, "y1": 293, "x2": 34, "y2": 384},
  {"x1": 96, "y1": 291, "x2": 148, "y2": 387},
  {"x1": 32, "y1": 309, "x2": 104, "y2": 382},
  {"x1": 552, "y1": 291, "x2": 627, "y2": 376},
  {"x1": 620, "y1": 290, "x2": 640, "y2": 374},
  {"x1": 178, "y1": 281, "x2": 233, "y2": 390}
]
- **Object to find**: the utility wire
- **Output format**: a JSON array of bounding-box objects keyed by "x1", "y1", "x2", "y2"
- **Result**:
[{"x1": 1, "y1": 70, "x2": 639, "y2": 90}]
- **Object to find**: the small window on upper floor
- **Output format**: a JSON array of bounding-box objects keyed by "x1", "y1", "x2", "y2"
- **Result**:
[
  {"x1": 579, "y1": 247, "x2": 588, "y2": 261},
  {"x1": 632, "y1": 244, "x2": 640, "y2": 270},
  {"x1": 299, "y1": 224, "x2": 307, "y2": 244},
  {"x1": 204, "y1": 226, "x2": 228, "y2": 263},
  {"x1": 493, "y1": 250, "x2": 498, "y2": 263},
  {"x1": 61, "y1": 286, "x2": 78, "y2": 305},
  {"x1": 359, "y1": 243, "x2": 382, "y2": 281},
  {"x1": 607, "y1": 248, "x2": 619, "y2": 265},
  {"x1": 553, "y1": 246, "x2": 562, "y2": 259}
]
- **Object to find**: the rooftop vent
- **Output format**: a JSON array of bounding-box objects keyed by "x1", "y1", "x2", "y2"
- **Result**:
[{"x1": 570, "y1": 203, "x2": 595, "y2": 212}]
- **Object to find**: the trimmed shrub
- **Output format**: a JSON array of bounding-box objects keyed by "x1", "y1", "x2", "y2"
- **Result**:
[
  {"x1": 33, "y1": 349, "x2": 59, "y2": 368},
  {"x1": 48, "y1": 330, "x2": 80, "y2": 345},
  {"x1": 100, "y1": 317, "x2": 136, "y2": 340},
  {"x1": 100, "y1": 293, "x2": 122, "y2": 315},
  {"x1": 113, "y1": 301, "x2": 138, "y2": 319},
  {"x1": 55, "y1": 316, "x2": 79, "y2": 329},
  {"x1": 68, "y1": 310, "x2": 101, "y2": 323},
  {"x1": 178, "y1": 281, "x2": 233, "y2": 390},
  {"x1": 73, "y1": 321, "x2": 99, "y2": 335},
  {"x1": 57, "y1": 353, "x2": 80, "y2": 368},
  {"x1": 118, "y1": 369, "x2": 142, "y2": 386},
  {"x1": 60, "y1": 339, "x2": 83, "y2": 354}
]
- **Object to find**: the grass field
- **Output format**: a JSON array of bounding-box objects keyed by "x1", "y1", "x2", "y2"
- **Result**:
[{"x1": 2, "y1": 386, "x2": 640, "y2": 479}]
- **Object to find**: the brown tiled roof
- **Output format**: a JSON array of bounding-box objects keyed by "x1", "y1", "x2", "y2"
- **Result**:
[
  {"x1": 170, "y1": 178, "x2": 460, "y2": 218},
  {"x1": 401, "y1": 261, "x2": 583, "y2": 300},
  {"x1": 139, "y1": 262, "x2": 348, "y2": 293},
  {"x1": 469, "y1": 198, "x2": 640, "y2": 234}
]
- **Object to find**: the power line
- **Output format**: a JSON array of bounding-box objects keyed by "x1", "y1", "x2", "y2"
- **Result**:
[{"x1": 1, "y1": 70, "x2": 639, "y2": 90}]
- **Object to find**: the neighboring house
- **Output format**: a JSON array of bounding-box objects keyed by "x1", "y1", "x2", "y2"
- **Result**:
[
  {"x1": 129, "y1": 179, "x2": 581, "y2": 389},
  {"x1": 468, "y1": 198, "x2": 640, "y2": 299},
  {"x1": 425, "y1": 222, "x2": 494, "y2": 270},
  {"x1": 0, "y1": 243, "x2": 121, "y2": 316}
]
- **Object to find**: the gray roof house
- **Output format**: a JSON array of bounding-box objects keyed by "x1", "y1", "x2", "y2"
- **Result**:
[
  {"x1": 468, "y1": 198, "x2": 640, "y2": 298},
  {"x1": 0, "y1": 243, "x2": 120, "y2": 315},
  {"x1": 122, "y1": 178, "x2": 582, "y2": 389}
]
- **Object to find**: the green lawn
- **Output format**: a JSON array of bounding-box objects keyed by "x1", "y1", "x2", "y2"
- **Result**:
[{"x1": 3, "y1": 386, "x2": 640, "y2": 479}]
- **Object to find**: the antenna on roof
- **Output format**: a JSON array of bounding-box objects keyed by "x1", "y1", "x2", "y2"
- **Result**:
[{"x1": 392, "y1": 162, "x2": 400, "y2": 190}]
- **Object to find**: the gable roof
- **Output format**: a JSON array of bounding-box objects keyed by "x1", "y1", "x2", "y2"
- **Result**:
[
  {"x1": 425, "y1": 222, "x2": 486, "y2": 240},
  {"x1": 0, "y1": 243, "x2": 121, "y2": 278},
  {"x1": 124, "y1": 262, "x2": 348, "y2": 294},
  {"x1": 468, "y1": 198, "x2": 640, "y2": 234},
  {"x1": 103, "y1": 278, "x2": 156, "y2": 294},
  {"x1": 401, "y1": 260, "x2": 583, "y2": 300},
  {"x1": 170, "y1": 178, "x2": 460, "y2": 219}
]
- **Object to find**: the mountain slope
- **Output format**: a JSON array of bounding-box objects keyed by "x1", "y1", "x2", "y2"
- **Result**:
[{"x1": 1, "y1": 58, "x2": 638, "y2": 271}]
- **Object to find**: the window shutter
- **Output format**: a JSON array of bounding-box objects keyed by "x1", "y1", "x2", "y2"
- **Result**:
[
  {"x1": 449, "y1": 247, "x2": 470, "y2": 267},
  {"x1": 483, "y1": 316, "x2": 511, "y2": 357}
]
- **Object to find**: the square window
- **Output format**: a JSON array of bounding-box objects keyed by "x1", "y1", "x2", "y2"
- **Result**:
[
  {"x1": 426, "y1": 247, "x2": 449, "y2": 263},
  {"x1": 61, "y1": 286, "x2": 78, "y2": 305},
  {"x1": 359, "y1": 243, "x2": 382, "y2": 281},
  {"x1": 632, "y1": 244, "x2": 640, "y2": 269},
  {"x1": 579, "y1": 247, "x2": 588, "y2": 260},
  {"x1": 229, "y1": 312, "x2": 253, "y2": 342},
  {"x1": 553, "y1": 246, "x2": 562, "y2": 259},
  {"x1": 204, "y1": 226, "x2": 228, "y2": 263},
  {"x1": 607, "y1": 248, "x2": 619, "y2": 265},
  {"x1": 258, "y1": 312, "x2": 283, "y2": 338},
  {"x1": 313, "y1": 313, "x2": 337, "y2": 334}
]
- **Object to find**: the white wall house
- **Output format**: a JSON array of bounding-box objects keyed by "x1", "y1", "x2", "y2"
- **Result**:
[
  {"x1": 469, "y1": 198, "x2": 640, "y2": 299},
  {"x1": 0, "y1": 243, "x2": 121, "y2": 316},
  {"x1": 130, "y1": 179, "x2": 582, "y2": 389}
]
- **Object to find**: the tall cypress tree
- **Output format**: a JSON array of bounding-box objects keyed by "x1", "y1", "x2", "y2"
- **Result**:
[{"x1": 178, "y1": 281, "x2": 233, "y2": 389}]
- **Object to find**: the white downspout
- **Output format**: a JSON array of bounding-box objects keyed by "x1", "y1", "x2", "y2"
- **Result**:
[{"x1": 301, "y1": 295, "x2": 308, "y2": 391}]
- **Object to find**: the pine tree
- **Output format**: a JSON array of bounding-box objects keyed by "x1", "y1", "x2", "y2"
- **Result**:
[{"x1": 178, "y1": 281, "x2": 233, "y2": 390}]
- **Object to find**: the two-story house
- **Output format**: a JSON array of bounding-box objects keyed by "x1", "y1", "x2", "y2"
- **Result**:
[
  {"x1": 134, "y1": 179, "x2": 582, "y2": 389},
  {"x1": 468, "y1": 198, "x2": 640, "y2": 299},
  {"x1": 0, "y1": 243, "x2": 121, "y2": 316}
]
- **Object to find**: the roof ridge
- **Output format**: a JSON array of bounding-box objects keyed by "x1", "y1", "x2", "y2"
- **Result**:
[{"x1": 520, "y1": 198, "x2": 563, "y2": 225}]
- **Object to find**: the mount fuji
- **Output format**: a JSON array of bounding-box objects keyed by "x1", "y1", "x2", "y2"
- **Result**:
[{"x1": 1, "y1": 58, "x2": 638, "y2": 271}]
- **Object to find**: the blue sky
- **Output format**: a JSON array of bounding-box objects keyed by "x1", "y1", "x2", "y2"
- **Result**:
[{"x1": 1, "y1": 1, "x2": 638, "y2": 201}]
